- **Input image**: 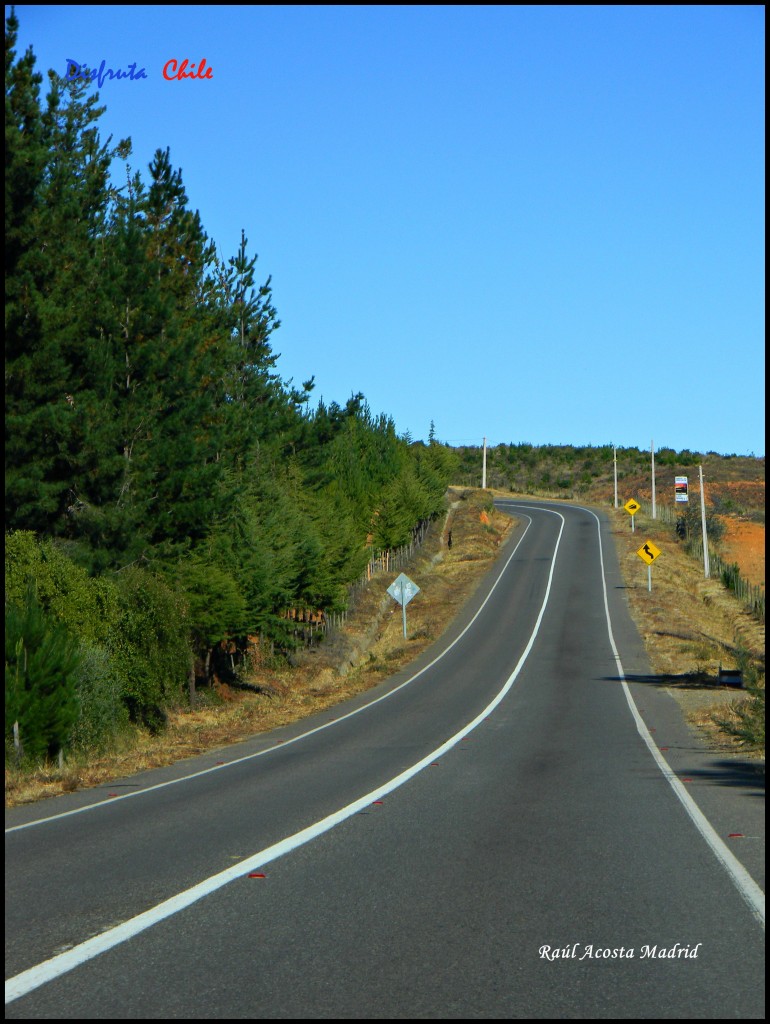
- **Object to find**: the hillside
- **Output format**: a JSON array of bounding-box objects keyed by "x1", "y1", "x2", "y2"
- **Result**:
[
  {"x1": 453, "y1": 444, "x2": 764, "y2": 518},
  {"x1": 454, "y1": 445, "x2": 765, "y2": 583},
  {"x1": 453, "y1": 442, "x2": 765, "y2": 620}
]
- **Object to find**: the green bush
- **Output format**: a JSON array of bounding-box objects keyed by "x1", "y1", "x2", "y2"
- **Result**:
[
  {"x1": 6, "y1": 532, "x2": 192, "y2": 743},
  {"x1": 6, "y1": 533, "x2": 125, "y2": 758},
  {"x1": 5, "y1": 531, "x2": 120, "y2": 647},
  {"x1": 109, "y1": 568, "x2": 190, "y2": 731},
  {"x1": 70, "y1": 646, "x2": 129, "y2": 752}
]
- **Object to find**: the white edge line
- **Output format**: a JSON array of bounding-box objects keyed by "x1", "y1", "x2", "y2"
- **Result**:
[
  {"x1": 5, "y1": 510, "x2": 566, "y2": 1005},
  {"x1": 578, "y1": 502, "x2": 765, "y2": 931},
  {"x1": 7, "y1": 513, "x2": 536, "y2": 835}
]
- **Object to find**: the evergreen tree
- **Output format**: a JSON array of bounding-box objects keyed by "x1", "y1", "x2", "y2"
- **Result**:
[
  {"x1": 5, "y1": 586, "x2": 82, "y2": 762},
  {"x1": 6, "y1": 24, "x2": 130, "y2": 546},
  {"x1": 121, "y1": 149, "x2": 226, "y2": 554},
  {"x1": 5, "y1": 15, "x2": 61, "y2": 532}
]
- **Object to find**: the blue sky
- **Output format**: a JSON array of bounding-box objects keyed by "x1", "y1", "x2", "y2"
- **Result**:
[{"x1": 9, "y1": 5, "x2": 765, "y2": 455}]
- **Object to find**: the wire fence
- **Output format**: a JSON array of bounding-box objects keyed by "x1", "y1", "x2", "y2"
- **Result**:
[
  {"x1": 687, "y1": 537, "x2": 765, "y2": 624},
  {"x1": 286, "y1": 518, "x2": 434, "y2": 646}
]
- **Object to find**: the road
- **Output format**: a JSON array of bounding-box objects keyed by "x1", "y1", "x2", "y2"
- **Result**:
[{"x1": 5, "y1": 502, "x2": 765, "y2": 1018}]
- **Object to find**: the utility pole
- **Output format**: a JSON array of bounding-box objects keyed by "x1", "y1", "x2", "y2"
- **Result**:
[
  {"x1": 699, "y1": 464, "x2": 710, "y2": 579},
  {"x1": 482, "y1": 436, "x2": 487, "y2": 489},
  {"x1": 651, "y1": 439, "x2": 656, "y2": 519},
  {"x1": 613, "y1": 445, "x2": 618, "y2": 508}
]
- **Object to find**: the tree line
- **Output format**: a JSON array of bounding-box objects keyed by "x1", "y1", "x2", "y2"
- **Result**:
[
  {"x1": 5, "y1": 12, "x2": 457, "y2": 764},
  {"x1": 453, "y1": 442, "x2": 761, "y2": 496}
]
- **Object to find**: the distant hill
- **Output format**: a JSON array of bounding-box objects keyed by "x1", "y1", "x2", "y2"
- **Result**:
[{"x1": 451, "y1": 444, "x2": 765, "y2": 522}]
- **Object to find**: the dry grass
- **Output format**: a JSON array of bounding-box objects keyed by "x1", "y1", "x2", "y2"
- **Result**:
[
  {"x1": 5, "y1": 489, "x2": 514, "y2": 807},
  {"x1": 607, "y1": 504, "x2": 764, "y2": 759}
]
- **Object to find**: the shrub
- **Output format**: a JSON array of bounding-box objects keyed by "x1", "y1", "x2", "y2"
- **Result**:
[
  {"x1": 714, "y1": 684, "x2": 765, "y2": 750},
  {"x1": 713, "y1": 646, "x2": 765, "y2": 751},
  {"x1": 675, "y1": 504, "x2": 725, "y2": 544},
  {"x1": 109, "y1": 568, "x2": 190, "y2": 731},
  {"x1": 70, "y1": 646, "x2": 129, "y2": 753},
  {"x1": 6, "y1": 533, "x2": 197, "y2": 740},
  {"x1": 5, "y1": 531, "x2": 119, "y2": 647}
]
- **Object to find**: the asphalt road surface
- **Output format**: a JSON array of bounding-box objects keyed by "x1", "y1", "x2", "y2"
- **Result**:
[{"x1": 5, "y1": 502, "x2": 765, "y2": 1018}]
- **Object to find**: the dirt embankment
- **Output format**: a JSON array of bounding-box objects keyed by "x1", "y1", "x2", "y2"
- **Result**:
[{"x1": 719, "y1": 518, "x2": 765, "y2": 590}]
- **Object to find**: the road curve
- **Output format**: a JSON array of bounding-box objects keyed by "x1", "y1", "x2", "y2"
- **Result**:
[{"x1": 5, "y1": 501, "x2": 765, "y2": 1018}]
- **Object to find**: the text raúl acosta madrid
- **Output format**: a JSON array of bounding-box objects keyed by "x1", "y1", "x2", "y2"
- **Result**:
[{"x1": 539, "y1": 943, "x2": 702, "y2": 960}]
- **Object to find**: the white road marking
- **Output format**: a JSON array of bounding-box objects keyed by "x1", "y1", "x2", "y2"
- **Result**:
[{"x1": 6, "y1": 510, "x2": 565, "y2": 1004}]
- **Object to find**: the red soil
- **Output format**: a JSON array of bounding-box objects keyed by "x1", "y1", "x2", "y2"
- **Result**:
[{"x1": 719, "y1": 519, "x2": 765, "y2": 590}]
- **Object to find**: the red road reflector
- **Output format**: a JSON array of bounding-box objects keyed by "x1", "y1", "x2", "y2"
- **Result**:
[
  {"x1": 373, "y1": 800, "x2": 384, "y2": 805},
  {"x1": 248, "y1": 872, "x2": 266, "y2": 878},
  {"x1": 728, "y1": 833, "x2": 745, "y2": 838},
  {"x1": 682, "y1": 778, "x2": 693, "y2": 783},
  {"x1": 108, "y1": 793, "x2": 118, "y2": 798},
  {"x1": 660, "y1": 747, "x2": 669, "y2": 751}
]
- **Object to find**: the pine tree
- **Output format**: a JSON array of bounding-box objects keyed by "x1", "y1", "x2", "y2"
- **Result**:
[
  {"x1": 5, "y1": 587, "x2": 82, "y2": 763},
  {"x1": 5, "y1": 13, "x2": 61, "y2": 532},
  {"x1": 6, "y1": 19, "x2": 130, "y2": 546}
]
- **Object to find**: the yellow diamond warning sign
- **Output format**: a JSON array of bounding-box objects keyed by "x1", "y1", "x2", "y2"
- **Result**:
[
  {"x1": 637, "y1": 540, "x2": 661, "y2": 565},
  {"x1": 624, "y1": 499, "x2": 641, "y2": 516}
]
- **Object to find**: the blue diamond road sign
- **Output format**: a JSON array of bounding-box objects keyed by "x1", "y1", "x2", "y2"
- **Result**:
[{"x1": 387, "y1": 573, "x2": 420, "y2": 606}]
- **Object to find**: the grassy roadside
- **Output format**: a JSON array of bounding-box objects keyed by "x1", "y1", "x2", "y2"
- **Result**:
[{"x1": 5, "y1": 488, "x2": 763, "y2": 807}]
